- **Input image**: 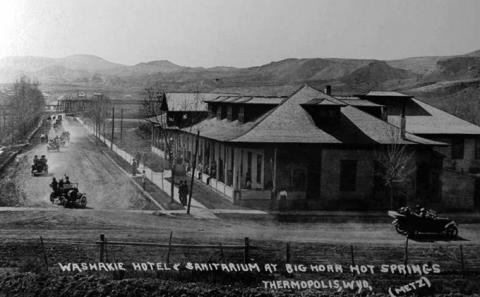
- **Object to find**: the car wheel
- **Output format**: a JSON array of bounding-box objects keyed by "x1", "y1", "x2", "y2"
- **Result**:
[
  {"x1": 446, "y1": 226, "x2": 458, "y2": 238},
  {"x1": 395, "y1": 225, "x2": 409, "y2": 235}
]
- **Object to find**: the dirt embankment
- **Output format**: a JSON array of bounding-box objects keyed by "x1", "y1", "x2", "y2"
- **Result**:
[
  {"x1": 0, "y1": 119, "x2": 51, "y2": 207},
  {"x1": 0, "y1": 272, "x2": 479, "y2": 297}
]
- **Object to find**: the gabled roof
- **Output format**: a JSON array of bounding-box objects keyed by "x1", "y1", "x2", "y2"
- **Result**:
[
  {"x1": 183, "y1": 109, "x2": 273, "y2": 141},
  {"x1": 335, "y1": 96, "x2": 383, "y2": 107},
  {"x1": 205, "y1": 95, "x2": 286, "y2": 105},
  {"x1": 302, "y1": 97, "x2": 346, "y2": 107},
  {"x1": 232, "y1": 85, "x2": 342, "y2": 143},
  {"x1": 340, "y1": 99, "x2": 383, "y2": 107},
  {"x1": 182, "y1": 85, "x2": 443, "y2": 146},
  {"x1": 341, "y1": 105, "x2": 441, "y2": 145},
  {"x1": 166, "y1": 93, "x2": 234, "y2": 112},
  {"x1": 362, "y1": 91, "x2": 412, "y2": 97},
  {"x1": 388, "y1": 98, "x2": 480, "y2": 135}
]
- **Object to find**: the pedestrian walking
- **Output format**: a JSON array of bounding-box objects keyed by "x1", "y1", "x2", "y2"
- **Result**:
[
  {"x1": 142, "y1": 170, "x2": 146, "y2": 190},
  {"x1": 132, "y1": 159, "x2": 137, "y2": 176},
  {"x1": 184, "y1": 181, "x2": 189, "y2": 206},
  {"x1": 179, "y1": 181, "x2": 186, "y2": 206},
  {"x1": 279, "y1": 188, "x2": 288, "y2": 211}
]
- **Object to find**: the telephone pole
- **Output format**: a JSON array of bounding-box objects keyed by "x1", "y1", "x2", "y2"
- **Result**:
[
  {"x1": 110, "y1": 107, "x2": 115, "y2": 149},
  {"x1": 120, "y1": 108, "x2": 124, "y2": 144},
  {"x1": 187, "y1": 130, "x2": 200, "y2": 214}
]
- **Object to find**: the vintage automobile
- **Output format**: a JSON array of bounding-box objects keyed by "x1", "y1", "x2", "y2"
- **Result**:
[
  {"x1": 47, "y1": 138, "x2": 60, "y2": 151},
  {"x1": 50, "y1": 182, "x2": 87, "y2": 208},
  {"x1": 60, "y1": 131, "x2": 70, "y2": 145},
  {"x1": 31, "y1": 157, "x2": 48, "y2": 176},
  {"x1": 388, "y1": 207, "x2": 458, "y2": 238},
  {"x1": 40, "y1": 133, "x2": 48, "y2": 143}
]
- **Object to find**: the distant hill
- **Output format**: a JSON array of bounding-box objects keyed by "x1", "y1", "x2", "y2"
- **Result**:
[
  {"x1": 0, "y1": 49, "x2": 479, "y2": 97},
  {"x1": 60, "y1": 54, "x2": 123, "y2": 71},
  {"x1": 108, "y1": 60, "x2": 187, "y2": 76},
  {"x1": 340, "y1": 60, "x2": 416, "y2": 91}
]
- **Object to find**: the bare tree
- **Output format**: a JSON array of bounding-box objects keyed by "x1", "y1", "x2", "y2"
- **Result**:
[
  {"x1": 8, "y1": 76, "x2": 45, "y2": 142},
  {"x1": 85, "y1": 94, "x2": 110, "y2": 140},
  {"x1": 143, "y1": 88, "x2": 178, "y2": 202},
  {"x1": 375, "y1": 127, "x2": 416, "y2": 210}
]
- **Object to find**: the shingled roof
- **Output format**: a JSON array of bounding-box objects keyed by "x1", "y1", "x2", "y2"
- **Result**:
[
  {"x1": 184, "y1": 109, "x2": 274, "y2": 141},
  {"x1": 233, "y1": 86, "x2": 342, "y2": 143},
  {"x1": 183, "y1": 85, "x2": 441, "y2": 146},
  {"x1": 388, "y1": 98, "x2": 480, "y2": 135},
  {"x1": 166, "y1": 93, "x2": 234, "y2": 112},
  {"x1": 205, "y1": 95, "x2": 286, "y2": 105},
  {"x1": 362, "y1": 91, "x2": 412, "y2": 98}
]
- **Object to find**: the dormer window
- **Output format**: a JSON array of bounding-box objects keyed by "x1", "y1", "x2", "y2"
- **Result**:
[
  {"x1": 208, "y1": 104, "x2": 217, "y2": 118},
  {"x1": 227, "y1": 105, "x2": 233, "y2": 121},
  {"x1": 238, "y1": 106, "x2": 245, "y2": 122},
  {"x1": 301, "y1": 98, "x2": 345, "y2": 126},
  {"x1": 232, "y1": 105, "x2": 239, "y2": 121}
]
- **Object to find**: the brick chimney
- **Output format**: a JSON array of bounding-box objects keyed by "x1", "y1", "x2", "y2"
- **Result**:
[{"x1": 324, "y1": 85, "x2": 332, "y2": 95}]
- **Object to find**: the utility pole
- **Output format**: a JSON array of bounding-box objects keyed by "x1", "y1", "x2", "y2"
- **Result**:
[
  {"x1": 187, "y1": 131, "x2": 200, "y2": 214},
  {"x1": 120, "y1": 108, "x2": 124, "y2": 144},
  {"x1": 103, "y1": 109, "x2": 106, "y2": 138},
  {"x1": 111, "y1": 107, "x2": 115, "y2": 149}
]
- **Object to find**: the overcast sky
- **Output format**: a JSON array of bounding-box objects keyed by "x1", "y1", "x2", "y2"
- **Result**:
[{"x1": 1, "y1": 0, "x2": 479, "y2": 67}]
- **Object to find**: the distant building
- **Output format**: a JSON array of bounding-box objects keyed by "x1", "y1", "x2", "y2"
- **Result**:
[
  {"x1": 161, "y1": 92, "x2": 234, "y2": 128},
  {"x1": 57, "y1": 92, "x2": 231, "y2": 119}
]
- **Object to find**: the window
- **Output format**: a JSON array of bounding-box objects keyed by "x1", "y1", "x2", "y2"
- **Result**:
[
  {"x1": 451, "y1": 138, "x2": 464, "y2": 159},
  {"x1": 256, "y1": 154, "x2": 262, "y2": 184},
  {"x1": 208, "y1": 104, "x2": 216, "y2": 117},
  {"x1": 476, "y1": 138, "x2": 480, "y2": 159},
  {"x1": 238, "y1": 106, "x2": 245, "y2": 122},
  {"x1": 339, "y1": 160, "x2": 357, "y2": 191},
  {"x1": 227, "y1": 105, "x2": 233, "y2": 121},
  {"x1": 232, "y1": 105, "x2": 239, "y2": 121}
]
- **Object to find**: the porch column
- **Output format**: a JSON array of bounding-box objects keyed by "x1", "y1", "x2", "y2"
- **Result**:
[
  {"x1": 273, "y1": 147, "x2": 278, "y2": 193},
  {"x1": 215, "y1": 142, "x2": 220, "y2": 179},
  {"x1": 233, "y1": 147, "x2": 240, "y2": 190},
  {"x1": 224, "y1": 145, "x2": 228, "y2": 184},
  {"x1": 201, "y1": 138, "x2": 206, "y2": 170}
]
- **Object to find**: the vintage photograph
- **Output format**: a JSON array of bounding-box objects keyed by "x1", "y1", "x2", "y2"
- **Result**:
[{"x1": 0, "y1": 0, "x2": 479, "y2": 295}]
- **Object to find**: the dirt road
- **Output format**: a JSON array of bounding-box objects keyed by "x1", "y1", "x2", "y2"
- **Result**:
[
  {"x1": 0, "y1": 208, "x2": 479, "y2": 272},
  {"x1": 1, "y1": 116, "x2": 479, "y2": 272},
  {"x1": 1, "y1": 116, "x2": 156, "y2": 210}
]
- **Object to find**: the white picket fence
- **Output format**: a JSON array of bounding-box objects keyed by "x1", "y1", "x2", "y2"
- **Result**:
[{"x1": 76, "y1": 118, "x2": 205, "y2": 208}]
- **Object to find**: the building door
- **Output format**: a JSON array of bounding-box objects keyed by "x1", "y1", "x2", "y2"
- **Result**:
[
  {"x1": 475, "y1": 178, "x2": 480, "y2": 210},
  {"x1": 253, "y1": 153, "x2": 263, "y2": 189},
  {"x1": 306, "y1": 154, "x2": 321, "y2": 199}
]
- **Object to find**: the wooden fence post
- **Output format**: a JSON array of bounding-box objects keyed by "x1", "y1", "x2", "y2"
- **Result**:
[
  {"x1": 219, "y1": 243, "x2": 225, "y2": 262},
  {"x1": 404, "y1": 237, "x2": 409, "y2": 265},
  {"x1": 286, "y1": 242, "x2": 291, "y2": 263},
  {"x1": 99, "y1": 234, "x2": 105, "y2": 262},
  {"x1": 166, "y1": 231, "x2": 173, "y2": 264},
  {"x1": 460, "y1": 245, "x2": 465, "y2": 278},
  {"x1": 39, "y1": 236, "x2": 49, "y2": 269},
  {"x1": 244, "y1": 237, "x2": 250, "y2": 263},
  {"x1": 350, "y1": 245, "x2": 355, "y2": 266}
]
